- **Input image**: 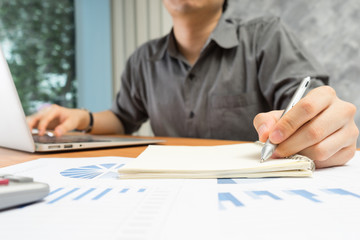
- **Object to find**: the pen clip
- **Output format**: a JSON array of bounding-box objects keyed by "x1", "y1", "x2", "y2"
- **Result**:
[{"x1": 284, "y1": 77, "x2": 312, "y2": 113}]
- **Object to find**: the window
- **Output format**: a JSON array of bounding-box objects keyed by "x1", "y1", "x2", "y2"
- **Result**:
[{"x1": 0, "y1": 0, "x2": 76, "y2": 115}]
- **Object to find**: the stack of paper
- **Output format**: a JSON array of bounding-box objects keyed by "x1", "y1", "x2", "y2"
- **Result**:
[{"x1": 118, "y1": 142, "x2": 315, "y2": 179}]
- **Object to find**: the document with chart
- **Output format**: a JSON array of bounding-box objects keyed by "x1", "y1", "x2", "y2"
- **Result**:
[
  {"x1": 216, "y1": 151, "x2": 360, "y2": 240},
  {"x1": 0, "y1": 157, "x2": 218, "y2": 240},
  {"x1": 1, "y1": 151, "x2": 360, "y2": 240}
]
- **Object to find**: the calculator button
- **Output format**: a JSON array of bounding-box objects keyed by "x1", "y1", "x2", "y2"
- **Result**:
[
  {"x1": 0, "y1": 173, "x2": 12, "y2": 178},
  {"x1": 0, "y1": 178, "x2": 9, "y2": 185},
  {"x1": 6, "y1": 175, "x2": 33, "y2": 183}
]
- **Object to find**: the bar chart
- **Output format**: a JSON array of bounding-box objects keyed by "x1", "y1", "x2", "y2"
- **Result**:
[
  {"x1": 218, "y1": 188, "x2": 360, "y2": 210},
  {"x1": 46, "y1": 186, "x2": 148, "y2": 204}
]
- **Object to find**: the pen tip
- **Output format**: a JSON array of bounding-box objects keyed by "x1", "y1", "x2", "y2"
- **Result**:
[{"x1": 261, "y1": 148, "x2": 273, "y2": 163}]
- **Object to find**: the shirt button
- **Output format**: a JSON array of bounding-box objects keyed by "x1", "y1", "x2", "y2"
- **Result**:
[
  {"x1": 189, "y1": 111, "x2": 195, "y2": 118},
  {"x1": 188, "y1": 73, "x2": 195, "y2": 81}
]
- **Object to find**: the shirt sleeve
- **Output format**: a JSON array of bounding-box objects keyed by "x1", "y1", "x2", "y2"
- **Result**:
[
  {"x1": 255, "y1": 16, "x2": 329, "y2": 110},
  {"x1": 110, "y1": 54, "x2": 149, "y2": 134}
]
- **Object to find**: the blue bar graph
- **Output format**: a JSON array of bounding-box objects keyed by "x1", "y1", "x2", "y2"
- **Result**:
[
  {"x1": 47, "y1": 187, "x2": 64, "y2": 197},
  {"x1": 246, "y1": 191, "x2": 282, "y2": 200},
  {"x1": 45, "y1": 186, "x2": 150, "y2": 205},
  {"x1": 92, "y1": 188, "x2": 112, "y2": 200},
  {"x1": 217, "y1": 178, "x2": 274, "y2": 185},
  {"x1": 48, "y1": 188, "x2": 80, "y2": 204},
  {"x1": 323, "y1": 188, "x2": 360, "y2": 198},
  {"x1": 73, "y1": 188, "x2": 96, "y2": 200},
  {"x1": 218, "y1": 192, "x2": 244, "y2": 210},
  {"x1": 287, "y1": 190, "x2": 321, "y2": 203},
  {"x1": 120, "y1": 188, "x2": 129, "y2": 193},
  {"x1": 217, "y1": 179, "x2": 237, "y2": 184}
]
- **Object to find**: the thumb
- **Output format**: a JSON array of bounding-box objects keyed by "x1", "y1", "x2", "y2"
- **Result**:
[
  {"x1": 54, "y1": 118, "x2": 77, "y2": 137},
  {"x1": 253, "y1": 110, "x2": 283, "y2": 142}
]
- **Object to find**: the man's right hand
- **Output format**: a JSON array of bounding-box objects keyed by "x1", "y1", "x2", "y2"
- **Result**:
[{"x1": 27, "y1": 104, "x2": 90, "y2": 137}]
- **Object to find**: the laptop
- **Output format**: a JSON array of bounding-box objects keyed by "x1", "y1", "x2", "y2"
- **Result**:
[{"x1": 0, "y1": 46, "x2": 164, "y2": 152}]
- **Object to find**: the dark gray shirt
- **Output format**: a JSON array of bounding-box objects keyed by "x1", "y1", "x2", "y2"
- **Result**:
[{"x1": 111, "y1": 13, "x2": 329, "y2": 141}]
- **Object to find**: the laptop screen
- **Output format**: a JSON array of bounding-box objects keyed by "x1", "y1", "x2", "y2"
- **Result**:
[{"x1": 0, "y1": 45, "x2": 36, "y2": 152}]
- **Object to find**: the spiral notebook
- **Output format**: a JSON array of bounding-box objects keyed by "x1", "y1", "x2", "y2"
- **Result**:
[{"x1": 118, "y1": 142, "x2": 315, "y2": 179}]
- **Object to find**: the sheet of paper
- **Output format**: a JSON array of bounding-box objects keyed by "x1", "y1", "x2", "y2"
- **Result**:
[
  {"x1": 1, "y1": 152, "x2": 360, "y2": 240},
  {"x1": 0, "y1": 157, "x2": 218, "y2": 240},
  {"x1": 216, "y1": 151, "x2": 360, "y2": 240}
]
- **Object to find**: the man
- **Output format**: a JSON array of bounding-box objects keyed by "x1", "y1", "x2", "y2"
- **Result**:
[{"x1": 28, "y1": 0, "x2": 358, "y2": 168}]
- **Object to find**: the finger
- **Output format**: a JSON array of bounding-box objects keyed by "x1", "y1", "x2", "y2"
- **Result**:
[
  {"x1": 27, "y1": 104, "x2": 58, "y2": 134},
  {"x1": 313, "y1": 144, "x2": 357, "y2": 169},
  {"x1": 54, "y1": 118, "x2": 77, "y2": 137},
  {"x1": 26, "y1": 115, "x2": 41, "y2": 130},
  {"x1": 269, "y1": 86, "x2": 335, "y2": 144},
  {"x1": 37, "y1": 107, "x2": 62, "y2": 135},
  {"x1": 253, "y1": 110, "x2": 283, "y2": 142},
  {"x1": 298, "y1": 120, "x2": 358, "y2": 161},
  {"x1": 274, "y1": 99, "x2": 356, "y2": 157}
]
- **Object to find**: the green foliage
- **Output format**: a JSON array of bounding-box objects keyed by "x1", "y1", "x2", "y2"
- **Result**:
[{"x1": 0, "y1": 0, "x2": 76, "y2": 114}]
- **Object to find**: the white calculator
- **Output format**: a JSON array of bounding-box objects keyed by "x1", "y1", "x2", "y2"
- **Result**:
[{"x1": 0, "y1": 174, "x2": 50, "y2": 210}]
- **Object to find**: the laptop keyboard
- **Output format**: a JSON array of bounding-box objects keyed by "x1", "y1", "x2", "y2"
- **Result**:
[{"x1": 33, "y1": 135, "x2": 111, "y2": 144}]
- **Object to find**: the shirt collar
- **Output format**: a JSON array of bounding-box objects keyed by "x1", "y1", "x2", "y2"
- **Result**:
[
  {"x1": 150, "y1": 10, "x2": 239, "y2": 61},
  {"x1": 209, "y1": 6, "x2": 239, "y2": 49},
  {"x1": 149, "y1": 29, "x2": 178, "y2": 61}
]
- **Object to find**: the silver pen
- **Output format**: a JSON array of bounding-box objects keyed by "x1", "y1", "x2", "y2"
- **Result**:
[{"x1": 260, "y1": 76, "x2": 312, "y2": 162}]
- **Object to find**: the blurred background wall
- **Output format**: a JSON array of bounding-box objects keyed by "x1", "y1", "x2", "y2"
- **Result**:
[{"x1": 228, "y1": 0, "x2": 360, "y2": 145}]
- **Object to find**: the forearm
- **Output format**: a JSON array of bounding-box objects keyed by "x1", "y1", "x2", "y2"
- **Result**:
[{"x1": 91, "y1": 110, "x2": 125, "y2": 135}]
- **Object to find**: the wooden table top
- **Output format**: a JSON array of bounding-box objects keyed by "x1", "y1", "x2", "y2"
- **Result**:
[{"x1": 0, "y1": 136, "x2": 241, "y2": 168}]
